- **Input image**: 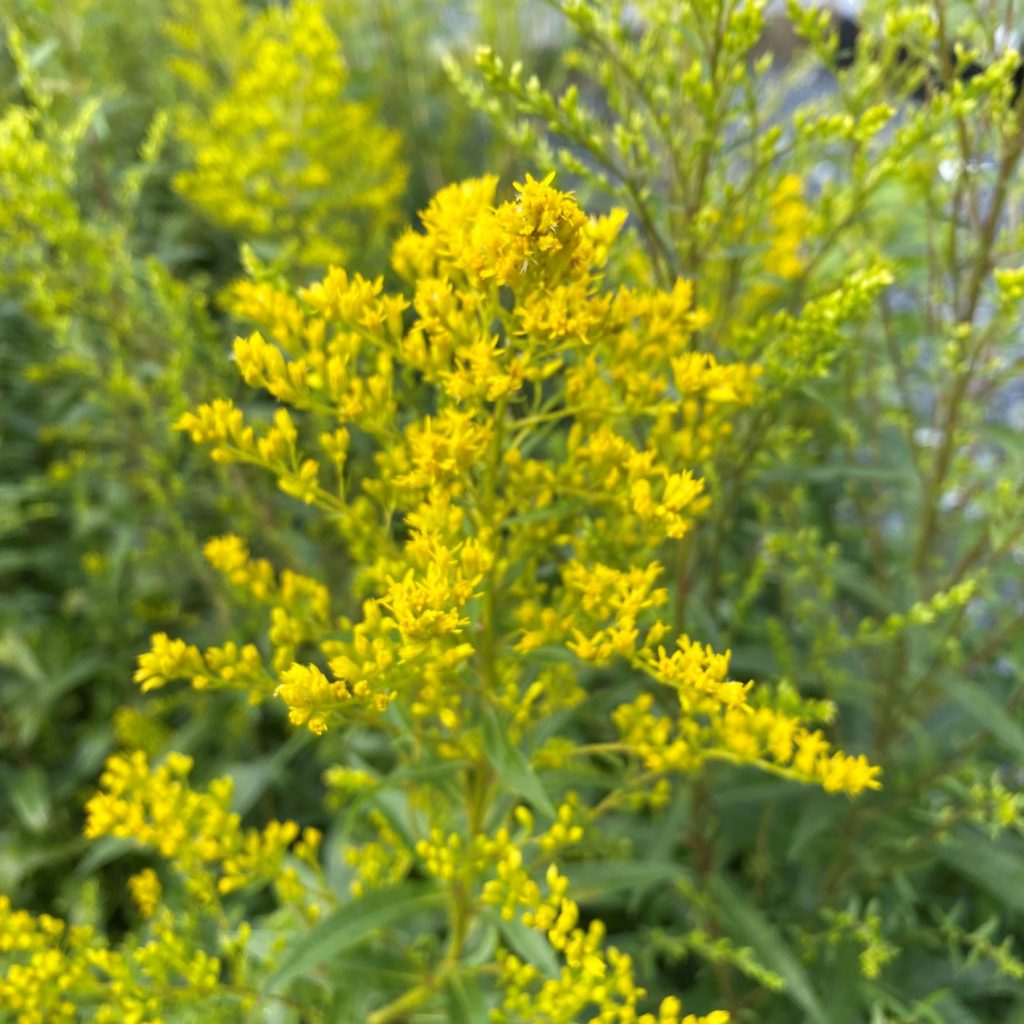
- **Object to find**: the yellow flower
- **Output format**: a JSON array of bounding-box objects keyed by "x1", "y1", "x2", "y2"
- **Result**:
[
  {"x1": 128, "y1": 869, "x2": 162, "y2": 919},
  {"x1": 766, "y1": 173, "x2": 810, "y2": 280}
]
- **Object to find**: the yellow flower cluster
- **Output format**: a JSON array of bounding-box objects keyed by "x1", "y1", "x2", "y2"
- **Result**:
[
  {"x1": 484, "y1": 853, "x2": 726, "y2": 1024},
  {"x1": 391, "y1": 811, "x2": 703, "y2": 1023},
  {"x1": 84, "y1": 751, "x2": 322, "y2": 903},
  {"x1": 128, "y1": 868, "x2": 162, "y2": 919},
  {"x1": 158, "y1": 174, "x2": 879, "y2": 800},
  {"x1": 0, "y1": 895, "x2": 227, "y2": 1024},
  {"x1": 560, "y1": 425, "x2": 712, "y2": 547},
  {"x1": 0, "y1": 100, "x2": 106, "y2": 329},
  {"x1": 392, "y1": 172, "x2": 605, "y2": 289},
  {"x1": 711, "y1": 173, "x2": 821, "y2": 340},
  {"x1": 0, "y1": 898, "x2": 90, "y2": 1024},
  {"x1": 765, "y1": 174, "x2": 811, "y2": 280},
  {"x1": 284, "y1": 787, "x2": 735, "y2": 1022},
  {"x1": 134, "y1": 531, "x2": 344, "y2": 717},
  {"x1": 168, "y1": 0, "x2": 405, "y2": 267},
  {"x1": 134, "y1": 630, "x2": 271, "y2": 698},
  {"x1": 589, "y1": 632, "x2": 882, "y2": 795},
  {"x1": 409, "y1": 800, "x2": 584, "y2": 893},
  {"x1": 205, "y1": 534, "x2": 331, "y2": 670},
  {"x1": 611, "y1": 692, "x2": 880, "y2": 795},
  {"x1": 559, "y1": 561, "x2": 670, "y2": 663},
  {"x1": 162, "y1": 0, "x2": 247, "y2": 94},
  {"x1": 342, "y1": 810, "x2": 415, "y2": 899}
]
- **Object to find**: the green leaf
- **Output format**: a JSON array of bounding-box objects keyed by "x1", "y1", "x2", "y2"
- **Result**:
[
  {"x1": 980, "y1": 423, "x2": 1024, "y2": 463},
  {"x1": 262, "y1": 882, "x2": 445, "y2": 995},
  {"x1": 0, "y1": 835, "x2": 86, "y2": 892},
  {"x1": 709, "y1": 876, "x2": 828, "y2": 1024},
  {"x1": 225, "y1": 729, "x2": 311, "y2": 815},
  {"x1": 566, "y1": 860, "x2": 694, "y2": 902},
  {"x1": 26, "y1": 37, "x2": 60, "y2": 72},
  {"x1": 9, "y1": 765, "x2": 50, "y2": 833},
  {"x1": 758, "y1": 464, "x2": 907, "y2": 485},
  {"x1": 785, "y1": 794, "x2": 847, "y2": 862},
  {"x1": 387, "y1": 759, "x2": 470, "y2": 786},
  {"x1": 939, "y1": 837, "x2": 1024, "y2": 913},
  {"x1": 832, "y1": 562, "x2": 898, "y2": 615},
  {"x1": 494, "y1": 914, "x2": 560, "y2": 978},
  {"x1": 523, "y1": 643, "x2": 579, "y2": 665},
  {"x1": 444, "y1": 972, "x2": 488, "y2": 1023},
  {"x1": 480, "y1": 707, "x2": 555, "y2": 818},
  {"x1": 932, "y1": 993, "x2": 985, "y2": 1024},
  {"x1": 938, "y1": 678, "x2": 1024, "y2": 759},
  {"x1": 504, "y1": 502, "x2": 574, "y2": 527},
  {"x1": 74, "y1": 835, "x2": 130, "y2": 877},
  {"x1": 0, "y1": 631, "x2": 46, "y2": 686}
]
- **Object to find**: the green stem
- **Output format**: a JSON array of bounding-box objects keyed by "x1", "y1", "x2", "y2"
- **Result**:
[{"x1": 367, "y1": 975, "x2": 447, "y2": 1024}]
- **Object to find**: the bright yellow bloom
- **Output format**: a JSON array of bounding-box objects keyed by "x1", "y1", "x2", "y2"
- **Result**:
[
  {"x1": 84, "y1": 752, "x2": 309, "y2": 902},
  {"x1": 766, "y1": 174, "x2": 810, "y2": 280},
  {"x1": 128, "y1": 869, "x2": 162, "y2": 919},
  {"x1": 169, "y1": 0, "x2": 405, "y2": 268},
  {"x1": 146, "y1": 173, "x2": 881, "y2": 1021},
  {"x1": 0, "y1": 891, "x2": 229, "y2": 1024}
]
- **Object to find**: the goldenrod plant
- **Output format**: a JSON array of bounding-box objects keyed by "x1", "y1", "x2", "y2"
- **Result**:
[
  {"x1": 0, "y1": 3, "x2": 352, "y2": 911},
  {"x1": 453, "y1": 0, "x2": 1024, "y2": 1018},
  {"x1": 0, "y1": 27, "x2": 239, "y2": 909},
  {"x1": 1, "y1": 175, "x2": 879, "y2": 1021},
  {"x1": 0, "y1": 0, "x2": 426, "y2": 915},
  {"x1": 167, "y1": 0, "x2": 406, "y2": 272},
  {"x1": 3, "y1": 0, "x2": 1024, "y2": 1021}
]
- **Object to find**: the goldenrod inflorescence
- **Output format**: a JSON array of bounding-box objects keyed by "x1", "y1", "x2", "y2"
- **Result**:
[
  {"x1": 153, "y1": 174, "x2": 878, "y2": 1017},
  {"x1": 168, "y1": 0, "x2": 405, "y2": 268},
  {"x1": 2, "y1": 173, "x2": 879, "y2": 1023}
]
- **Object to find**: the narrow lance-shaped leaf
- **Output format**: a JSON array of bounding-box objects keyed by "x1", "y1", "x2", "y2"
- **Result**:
[
  {"x1": 262, "y1": 882, "x2": 445, "y2": 996},
  {"x1": 709, "y1": 876, "x2": 828, "y2": 1024},
  {"x1": 480, "y1": 706, "x2": 556, "y2": 819}
]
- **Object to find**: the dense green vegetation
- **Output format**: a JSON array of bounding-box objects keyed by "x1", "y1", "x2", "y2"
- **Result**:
[{"x1": 1, "y1": 1, "x2": 1023, "y2": 1021}]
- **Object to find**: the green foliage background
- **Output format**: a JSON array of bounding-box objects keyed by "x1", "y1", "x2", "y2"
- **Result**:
[{"x1": 2, "y1": 0, "x2": 1024, "y2": 1021}]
